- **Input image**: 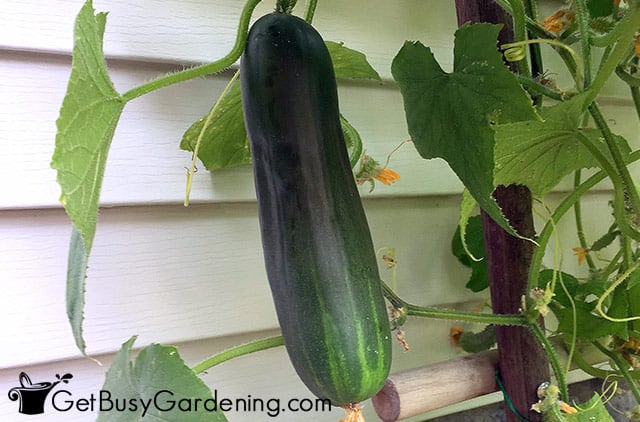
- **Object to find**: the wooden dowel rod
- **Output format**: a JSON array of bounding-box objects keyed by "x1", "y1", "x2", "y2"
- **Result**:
[{"x1": 371, "y1": 350, "x2": 499, "y2": 422}]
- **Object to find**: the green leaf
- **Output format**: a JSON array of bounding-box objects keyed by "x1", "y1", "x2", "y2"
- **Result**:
[
  {"x1": 458, "y1": 189, "x2": 480, "y2": 261},
  {"x1": 586, "y1": 0, "x2": 615, "y2": 18},
  {"x1": 452, "y1": 215, "x2": 489, "y2": 292},
  {"x1": 325, "y1": 41, "x2": 381, "y2": 81},
  {"x1": 98, "y1": 337, "x2": 227, "y2": 422},
  {"x1": 180, "y1": 79, "x2": 251, "y2": 171},
  {"x1": 180, "y1": 83, "x2": 364, "y2": 171},
  {"x1": 557, "y1": 300, "x2": 628, "y2": 340},
  {"x1": 494, "y1": 94, "x2": 629, "y2": 195},
  {"x1": 590, "y1": 226, "x2": 620, "y2": 251},
  {"x1": 391, "y1": 23, "x2": 538, "y2": 238},
  {"x1": 458, "y1": 324, "x2": 496, "y2": 353},
  {"x1": 51, "y1": 0, "x2": 125, "y2": 355},
  {"x1": 543, "y1": 393, "x2": 614, "y2": 422},
  {"x1": 538, "y1": 270, "x2": 580, "y2": 309},
  {"x1": 51, "y1": 0, "x2": 125, "y2": 253},
  {"x1": 340, "y1": 114, "x2": 364, "y2": 167},
  {"x1": 66, "y1": 227, "x2": 89, "y2": 354},
  {"x1": 181, "y1": 41, "x2": 378, "y2": 171}
]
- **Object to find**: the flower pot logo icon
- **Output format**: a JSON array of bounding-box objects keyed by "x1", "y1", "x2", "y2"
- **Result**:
[{"x1": 8, "y1": 372, "x2": 73, "y2": 415}]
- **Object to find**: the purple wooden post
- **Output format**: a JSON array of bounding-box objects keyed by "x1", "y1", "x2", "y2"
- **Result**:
[{"x1": 454, "y1": 2, "x2": 550, "y2": 421}]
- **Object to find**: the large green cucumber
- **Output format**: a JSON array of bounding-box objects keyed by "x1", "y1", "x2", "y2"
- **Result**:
[{"x1": 240, "y1": 12, "x2": 391, "y2": 407}]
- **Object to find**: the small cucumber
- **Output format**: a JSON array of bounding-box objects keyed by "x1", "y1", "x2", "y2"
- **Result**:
[{"x1": 240, "y1": 12, "x2": 391, "y2": 407}]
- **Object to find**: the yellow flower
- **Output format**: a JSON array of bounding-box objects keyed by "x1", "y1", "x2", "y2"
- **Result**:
[
  {"x1": 540, "y1": 9, "x2": 573, "y2": 34},
  {"x1": 572, "y1": 247, "x2": 589, "y2": 266},
  {"x1": 559, "y1": 401, "x2": 578, "y2": 414},
  {"x1": 374, "y1": 167, "x2": 401, "y2": 186},
  {"x1": 355, "y1": 154, "x2": 400, "y2": 191}
]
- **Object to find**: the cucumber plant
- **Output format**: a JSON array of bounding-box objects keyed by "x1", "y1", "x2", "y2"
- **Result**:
[{"x1": 52, "y1": 0, "x2": 640, "y2": 421}]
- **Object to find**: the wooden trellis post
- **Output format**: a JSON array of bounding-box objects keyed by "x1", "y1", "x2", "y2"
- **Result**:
[{"x1": 454, "y1": 1, "x2": 550, "y2": 421}]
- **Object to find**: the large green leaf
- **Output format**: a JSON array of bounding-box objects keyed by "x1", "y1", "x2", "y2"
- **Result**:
[
  {"x1": 66, "y1": 227, "x2": 90, "y2": 353},
  {"x1": 181, "y1": 41, "x2": 378, "y2": 171},
  {"x1": 180, "y1": 79, "x2": 250, "y2": 171},
  {"x1": 494, "y1": 94, "x2": 630, "y2": 195},
  {"x1": 543, "y1": 393, "x2": 614, "y2": 421},
  {"x1": 557, "y1": 294, "x2": 628, "y2": 340},
  {"x1": 98, "y1": 337, "x2": 227, "y2": 421},
  {"x1": 50, "y1": 0, "x2": 124, "y2": 355},
  {"x1": 51, "y1": 0, "x2": 124, "y2": 252},
  {"x1": 391, "y1": 23, "x2": 539, "y2": 237},
  {"x1": 325, "y1": 41, "x2": 381, "y2": 81}
]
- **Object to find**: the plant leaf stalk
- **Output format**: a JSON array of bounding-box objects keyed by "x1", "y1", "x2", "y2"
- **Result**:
[
  {"x1": 192, "y1": 335, "x2": 285, "y2": 374},
  {"x1": 122, "y1": 0, "x2": 262, "y2": 102},
  {"x1": 303, "y1": 0, "x2": 318, "y2": 22},
  {"x1": 529, "y1": 322, "x2": 568, "y2": 402},
  {"x1": 381, "y1": 280, "x2": 528, "y2": 326},
  {"x1": 573, "y1": 0, "x2": 592, "y2": 89},
  {"x1": 593, "y1": 340, "x2": 640, "y2": 403},
  {"x1": 528, "y1": 151, "x2": 640, "y2": 290},
  {"x1": 573, "y1": 171, "x2": 597, "y2": 270},
  {"x1": 588, "y1": 102, "x2": 640, "y2": 230}
]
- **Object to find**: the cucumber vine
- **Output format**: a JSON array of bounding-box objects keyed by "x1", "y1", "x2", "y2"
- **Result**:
[{"x1": 52, "y1": 0, "x2": 640, "y2": 420}]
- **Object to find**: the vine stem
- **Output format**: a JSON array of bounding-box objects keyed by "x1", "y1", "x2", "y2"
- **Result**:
[
  {"x1": 303, "y1": 0, "x2": 318, "y2": 22},
  {"x1": 121, "y1": 0, "x2": 262, "y2": 102},
  {"x1": 529, "y1": 323, "x2": 568, "y2": 402},
  {"x1": 586, "y1": 5, "x2": 640, "y2": 104},
  {"x1": 593, "y1": 340, "x2": 640, "y2": 403},
  {"x1": 573, "y1": 171, "x2": 596, "y2": 270},
  {"x1": 501, "y1": 39, "x2": 583, "y2": 90},
  {"x1": 631, "y1": 86, "x2": 640, "y2": 120},
  {"x1": 573, "y1": 130, "x2": 640, "y2": 244},
  {"x1": 191, "y1": 335, "x2": 284, "y2": 375},
  {"x1": 573, "y1": 0, "x2": 592, "y2": 89},
  {"x1": 588, "y1": 102, "x2": 640, "y2": 221},
  {"x1": 506, "y1": 0, "x2": 530, "y2": 77},
  {"x1": 528, "y1": 150, "x2": 640, "y2": 290},
  {"x1": 595, "y1": 258, "x2": 640, "y2": 322},
  {"x1": 381, "y1": 281, "x2": 529, "y2": 326}
]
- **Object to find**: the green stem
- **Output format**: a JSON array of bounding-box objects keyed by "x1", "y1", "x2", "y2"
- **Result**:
[
  {"x1": 571, "y1": 349, "x2": 624, "y2": 379},
  {"x1": 573, "y1": 0, "x2": 592, "y2": 89},
  {"x1": 192, "y1": 335, "x2": 285, "y2": 374},
  {"x1": 516, "y1": 74, "x2": 568, "y2": 101},
  {"x1": 573, "y1": 171, "x2": 597, "y2": 270},
  {"x1": 528, "y1": 151, "x2": 640, "y2": 289},
  {"x1": 586, "y1": 6, "x2": 640, "y2": 104},
  {"x1": 575, "y1": 128, "x2": 640, "y2": 242},
  {"x1": 507, "y1": 0, "x2": 530, "y2": 77},
  {"x1": 588, "y1": 102, "x2": 640, "y2": 216},
  {"x1": 632, "y1": 86, "x2": 640, "y2": 121},
  {"x1": 593, "y1": 340, "x2": 640, "y2": 403},
  {"x1": 184, "y1": 70, "x2": 240, "y2": 206},
  {"x1": 615, "y1": 65, "x2": 640, "y2": 87},
  {"x1": 522, "y1": 0, "x2": 543, "y2": 79},
  {"x1": 494, "y1": 0, "x2": 541, "y2": 38},
  {"x1": 121, "y1": 0, "x2": 262, "y2": 102},
  {"x1": 303, "y1": 0, "x2": 318, "y2": 22},
  {"x1": 594, "y1": 258, "x2": 640, "y2": 323},
  {"x1": 381, "y1": 281, "x2": 529, "y2": 326},
  {"x1": 502, "y1": 38, "x2": 583, "y2": 91},
  {"x1": 529, "y1": 323, "x2": 569, "y2": 402}
]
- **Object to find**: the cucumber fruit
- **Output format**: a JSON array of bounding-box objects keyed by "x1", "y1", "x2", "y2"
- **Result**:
[{"x1": 240, "y1": 11, "x2": 391, "y2": 407}]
